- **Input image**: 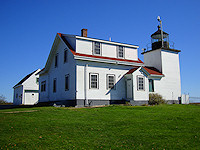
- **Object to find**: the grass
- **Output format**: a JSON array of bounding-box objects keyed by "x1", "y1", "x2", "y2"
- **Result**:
[{"x1": 0, "y1": 104, "x2": 200, "y2": 149}]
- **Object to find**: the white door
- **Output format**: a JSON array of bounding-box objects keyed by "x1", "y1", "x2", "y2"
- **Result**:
[
  {"x1": 126, "y1": 79, "x2": 133, "y2": 99},
  {"x1": 24, "y1": 92, "x2": 38, "y2": 105}
]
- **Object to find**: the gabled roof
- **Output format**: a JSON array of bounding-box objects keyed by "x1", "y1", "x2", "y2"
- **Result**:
[
  {"x1": 142, "y1": 67, "x2": 163, "y2": 76},
  {"x1": 126, "y1": 67, "x2": 140, "y2": 74},
  {"x1": 13, "y1": 70, "x2": 38, "y2": 88},
  {"x1": 126, "y1": 66, "x2": 164, "y2": 77}
]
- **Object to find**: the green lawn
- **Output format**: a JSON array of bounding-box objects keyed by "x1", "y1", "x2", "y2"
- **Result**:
[{"x1": 0, "y1": 104, "x2": 200, "y2": 149}]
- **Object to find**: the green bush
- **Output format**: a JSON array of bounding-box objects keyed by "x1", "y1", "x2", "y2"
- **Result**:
[{"x1": 149, "y1": 93, "x2": 166, "y2": 105}]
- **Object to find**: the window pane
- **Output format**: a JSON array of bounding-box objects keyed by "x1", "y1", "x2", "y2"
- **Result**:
[
  {"x1": 138, "y1": 77, "x2": 144, "y2": 90},
  {"x1": 64, "y1": 50, "x2": 67, "y2": 63},
  {"x1": 94, "y1": 42, "x2": 101, "y2": 55},
  {"x1": 90, "y1": 74, "x2": 98, "y2": 89},
  {"x1": 53, "y1": 79, "x2": 56, "y2": 92},
  {"x1": 107, "y1": 75, "x2": 115, "y2": 89},
  {"x1": 118, "y1": 46, "x2": 124, "y2": 58},
  {"x1": 55, "y1": 54, "x2": 58, "y2": 67},
  {"x1": 149, "y1": 79, "x2": 154, "y2": 92},
  {"x1": 65, "y1": 75, "x2": 69, "y2": 90}
]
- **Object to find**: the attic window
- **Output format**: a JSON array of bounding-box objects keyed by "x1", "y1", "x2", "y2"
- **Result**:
[
  {"x1": 93, "y1": 42, "x2": 101, "y2": 55},
  {"x1": 64, "y1": 49, "x2": 68, "y2": 63},
  {"x1": 55, "y1": 53, "x2": 58, "y2": 68}
]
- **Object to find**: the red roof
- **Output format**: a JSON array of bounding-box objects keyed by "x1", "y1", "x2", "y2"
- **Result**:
[
  {"x1": 126, "y1": 67, "x2": 140, "y2": 74},
  {"x1": 142, "y1": 67, "x2": 163, "y2": 76},
  {"x1": 57, "y1": 33, "x2": 143, "y2": 64},
  {"x1": 126, "y1": 66, "x2": 164, "y2": 76}
]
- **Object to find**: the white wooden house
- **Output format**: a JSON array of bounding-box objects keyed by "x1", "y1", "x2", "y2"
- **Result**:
[
  {"x1": 38, "y1": 28, "x2": 181, "y2": 106},
  {"x1": 13, "y1": 69, "x2": 40, "y2": 105}
]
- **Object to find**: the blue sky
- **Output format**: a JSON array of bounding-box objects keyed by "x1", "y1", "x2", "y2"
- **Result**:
[{"x1": 0, "y1": 0, "x2": 200, "y2": 102}]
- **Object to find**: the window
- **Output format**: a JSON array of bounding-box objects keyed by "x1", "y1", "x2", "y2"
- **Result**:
[
  {"x1": 36, "y1": 78, "x2": 39, "y2": 84},
  {"x1": 118, "y1": 46, "x2": 124, "y2": 58},
  {"x1": 107, "y1": 74, "x2": 115, "y2": 89},
  {"x1": 93, "y1": 42, "x2": 101, "y2": 55},
  {"x1": 149, "y1": 79, "x2": 154, "y2": 92},
  {"x1": 53, "y1": 78, "x2": 57, "y2": 93},
  {"x1": 41, "y1": 81, "x2": 46, "y2": 92},
  {"x1": 16, "y1": 93, "x2": 18, "y2": 98},
  {"x1": 137, "y1": 76, "x2": 145, "y2": 90},
  {"x1": 55, "y1": 53, "x2": 58, "y2": 68},
  {"x1": 89, "y1": 73, "x2": 99, "y2": 89},
  {"x1": 65, "y1": 75, "x2": 69, "y2": 91},
  {"x1": 64, "y1": 49, "x2": 68, "y2": 63}
]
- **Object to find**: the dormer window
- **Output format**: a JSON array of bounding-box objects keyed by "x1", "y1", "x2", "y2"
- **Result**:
[
  {"x1": 93, "y1": 42, "x2": 101, "y2": 55},
  {"x1": 117, "y1": 46, "x2": 124, "y2": 58}
]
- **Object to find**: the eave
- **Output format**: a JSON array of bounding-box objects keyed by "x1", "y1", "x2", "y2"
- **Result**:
[
  {"x1": 141, "y1": 47, "x2": 181, "y2": 55},
  {"x1": 71, "y1": 50, "x2": 144, "y2": 66},
  {"x1": 141, "y1": 67, "x2": 164, "y2": 78}
]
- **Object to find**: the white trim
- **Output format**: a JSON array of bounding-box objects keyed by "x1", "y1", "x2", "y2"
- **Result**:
[{"x1": 76, "y1": 36, "x2": 139, "y2": 48}]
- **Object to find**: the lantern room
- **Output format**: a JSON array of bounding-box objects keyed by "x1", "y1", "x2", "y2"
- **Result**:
[{"x1": 151, "y1": 25, "x2": 169, "y2": 50}]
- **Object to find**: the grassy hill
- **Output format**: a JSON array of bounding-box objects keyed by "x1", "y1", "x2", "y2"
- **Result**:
[{"x1": 0, "y1": 104, "x2": 200, "y2": 149}]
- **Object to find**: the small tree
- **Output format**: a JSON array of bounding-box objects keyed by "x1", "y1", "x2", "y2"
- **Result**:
[
  {"x1": 149, "y1": 93, "x2": 166, "y2": 105},
  {"x1": 0, "y1": 95, "x2": 7, "y2": 104}
]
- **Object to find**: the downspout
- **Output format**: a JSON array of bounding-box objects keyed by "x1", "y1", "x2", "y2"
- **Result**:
[{"x1": 84, "y1": 64, "x2": 88, "y2": 105}]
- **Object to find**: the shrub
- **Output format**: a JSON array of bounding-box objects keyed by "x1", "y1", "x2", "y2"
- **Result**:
[{"x1": 149, "y1": 93, "x2": 166, "y2": 105}]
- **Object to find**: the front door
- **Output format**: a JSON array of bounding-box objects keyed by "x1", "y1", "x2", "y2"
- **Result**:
[{"x1": 126, "y1": 78, "x2": 133, "y2": 99}]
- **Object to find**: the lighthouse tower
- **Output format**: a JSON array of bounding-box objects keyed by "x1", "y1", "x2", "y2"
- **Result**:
[{"x1": 142, "y1": 17, "x2": 181, "y2": 103}]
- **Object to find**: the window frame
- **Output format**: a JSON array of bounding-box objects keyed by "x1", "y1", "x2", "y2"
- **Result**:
[
  {"x1": 41, "y1": 81, "x2": 46, "y2": 92},
  {"x1": 55, "y1": 53, "x2": 58, "y2": 68},
  {"x1": 93, "y1": 42, "x2": 101, "y2": 56},
  {"x1": 65, "y1": 74, "x2": 69, "y2": 91},
  {"x1": 89, "y1": 73, "x2": 99, "y2": 89},
  {"x1": 53, "y1": 78, "x2": 57, "y2": 93},
  {"x1": 137, "y1": 76, "x2": 145, "y2": 91},
  {"x1": 64, "y1": 49, "x2": 68, "y2": 63},
  {"x1": 117, "y1": 46, "x2": 124, "y2": 58},
  {"x1": 106, "y1": 74, "x2": 116, "y2": 90}
]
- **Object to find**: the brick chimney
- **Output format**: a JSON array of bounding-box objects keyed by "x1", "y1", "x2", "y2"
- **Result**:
[{"x1": 81, "y1": 29, "x2": 88, "y2": 37}]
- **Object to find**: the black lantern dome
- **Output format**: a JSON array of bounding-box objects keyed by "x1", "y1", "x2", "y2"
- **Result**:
[{"x1": 151, "y1": 26, "x2": 169, "y2": 50}]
